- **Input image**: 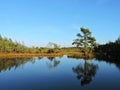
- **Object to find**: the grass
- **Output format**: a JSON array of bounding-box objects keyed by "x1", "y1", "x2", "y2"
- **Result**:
[
  {"x1": 67, "y1": 52, "x2": 94, "y2": 59},
  {"x1": 0, "y1": 52, "x2": 94, "y2": 59},
  {"x1": 0, "y1": 53, "x2": 63, "y2": 58}
]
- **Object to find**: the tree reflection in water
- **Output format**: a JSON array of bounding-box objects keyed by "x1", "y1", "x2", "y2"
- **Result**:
[
  {"x1": 46, "y1": 57, "x2": 60, "y2": 69},
  {"x1": 0, "y1": 57, "x2": 36, "y2": 72},
  {"x1": 72, "y1": 60, "x2": 98, "y2": 86},
  {"x1": 95, "y1": 54, "x2": 120, "y2": 70}
]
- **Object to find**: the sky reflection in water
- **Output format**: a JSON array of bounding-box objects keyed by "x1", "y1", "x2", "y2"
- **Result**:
[{"x1": 0, "y1": 55, "x2": 120, "y2": 90}]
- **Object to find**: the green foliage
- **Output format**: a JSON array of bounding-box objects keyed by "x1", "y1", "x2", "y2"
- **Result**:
[
  {"x1": 0, "y1": 35, "x2": 61, "y2": 53},
  {"x1": 0, "y1": 35, "x2": 40, "y2": 53},
  {"x1": 94, "y1": 37, "x2": 120, "y2": 60},
  {"x1": 72, "y1": 27, "x2": 96, "y2": 55}
]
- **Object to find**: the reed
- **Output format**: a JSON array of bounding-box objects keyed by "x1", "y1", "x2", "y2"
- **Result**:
[
  {"x1": 0, "y1": 53, "x2": 63, "y2": 58},
  {"x1": 0, "y1": 52, "x2": 94, "y2": 59}
]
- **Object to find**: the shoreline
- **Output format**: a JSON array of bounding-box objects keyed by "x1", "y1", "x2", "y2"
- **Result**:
[
  {"x1": 0, "y1": 52, "x2": 93, "y2": 59},
  {"x1": 0, "y1": 53, "x2": 64, "y2": 58}
]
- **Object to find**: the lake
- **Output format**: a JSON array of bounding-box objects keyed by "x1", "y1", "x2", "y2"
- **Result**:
[{"x1": 0, "y1": 55, "x2": 120, "y2": 90}]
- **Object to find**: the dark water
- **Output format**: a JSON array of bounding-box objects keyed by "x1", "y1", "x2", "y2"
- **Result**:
[{"x1": 0, "y1": 55, "x2": 120, "y2": 90}]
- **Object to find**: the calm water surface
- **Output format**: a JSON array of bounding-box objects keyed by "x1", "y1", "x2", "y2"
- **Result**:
[{"x1": 0, "y1": 55, "x2": 120, "y2": 90}]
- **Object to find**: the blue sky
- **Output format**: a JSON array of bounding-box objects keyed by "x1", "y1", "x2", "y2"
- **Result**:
[{"x1": 0, "y1": 0, "x2": 120, "y2": 47}]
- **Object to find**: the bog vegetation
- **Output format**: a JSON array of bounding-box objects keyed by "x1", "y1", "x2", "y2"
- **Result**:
[
  {"x1": 0, "y1": 35, "x2": 61, "y2": 53},
  {"x1": 0, "y1": 27, "x2": 120, "y2": 60}
]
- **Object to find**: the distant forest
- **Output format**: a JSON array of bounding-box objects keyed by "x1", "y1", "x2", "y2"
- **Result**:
[
  {"x1": 0, "y1": 35, "x2": 79, "y2": 53},
  {"x1": 0, "y1": 35, "x2": 62, "y2": 53},
  {"x1": 0, "y1": 35, "x2": 120, "y2": 59},
  {"x1": 94, "y1": 37, "x2": 120, "y2": 60}
]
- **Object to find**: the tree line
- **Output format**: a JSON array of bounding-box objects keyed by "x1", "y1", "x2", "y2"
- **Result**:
[
  {"x1": 94, "y1": 37, "x2": 120, "y2": 60},
  {"x1": 0, "y1": 27, "x2": 120, "y2": 59},
  {"x1": 0, "y1": 35, "x2": 73, "y2": 53},
  {"x1": 0, "y1": 35, "x2": 60, "y2": 53},
  {"x1": 72, "y1": 27, "x2": 120, "y2": 59},
  {"x1": 0, "y1": 35, "x2": 28, "y2": 53}
]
